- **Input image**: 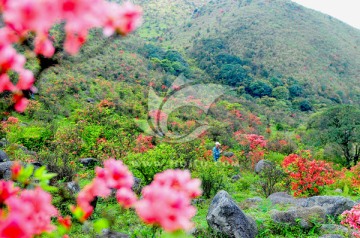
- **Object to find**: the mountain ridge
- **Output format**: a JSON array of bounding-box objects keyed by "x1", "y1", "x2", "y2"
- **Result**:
[{"x1": 134, "y1": 0, "x2": 360, "y2": 104}]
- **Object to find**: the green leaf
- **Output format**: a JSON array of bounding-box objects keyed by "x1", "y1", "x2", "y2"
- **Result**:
[
  {"x1": 40, "y1": 183, "x2": 58, "y2": 192},
  {"x1": 41, "y1": 172, "x2": 57, "y2": 180},
  {"x1": 34, "y1": 166, "x2": 57, "y2": 181},
  {"x1": 71, "y1": 206, "x2": 84, "y2": 222},
  {"x1": 34, "y1": 166, "x2": 46, "y2": 179},
  {"x1": 18, "y1": 165, "x2": 34, "y2": 184},
  {"x1": 93, "y1": 218, "x2": 110, "y2": 233}
]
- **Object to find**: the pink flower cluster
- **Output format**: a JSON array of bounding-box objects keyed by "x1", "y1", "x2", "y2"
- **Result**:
[
  {"x1": 0, "y1": 181, "x2": 19, "y2": 205},
  {"x1": 149, "y1": 109, "x2": 168, "y2": 123},
  {"x1": 244, "y1": 134, "x2": 267, "y2": 149},
  {"x1": 133, "y1": 134, "x2": 154, "y2": 153},
  {"x1": 342, "y1": 204, "x2": 360, "y2": 238},
  {"x1": 72, "y1": 159, "x2": 137, "y2": 222},
  {"x1": 0, "y1": 0, "x2": 142, "y2": 112},
  {"x1": 0, "y1": 185, "x2": 58, "y2": 238},
  {"x1": 135, "y1": 169, "x2": 202, "y2": 232}
]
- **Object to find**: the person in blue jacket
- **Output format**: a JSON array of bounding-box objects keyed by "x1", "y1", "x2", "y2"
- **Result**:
[{"x1": 212, "y1": 142, "x2": 222, "y2": 162}]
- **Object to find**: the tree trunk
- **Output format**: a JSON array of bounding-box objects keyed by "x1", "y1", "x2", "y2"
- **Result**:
[
  {"x1": 342, "y1": 145, "x2": 352, "y2": 168},
  {"x1": 354, "y1": 144, "x2": 360, "y2": 165}
]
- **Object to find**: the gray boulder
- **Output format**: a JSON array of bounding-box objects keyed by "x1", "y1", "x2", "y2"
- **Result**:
[
  {"x1": 231, "y1": 174, "x2": 241, "y2": 182},
  {"x1": 86, "y1": 98, "x2": 95, "y2": 103},
  {"x1": 320, "y1": 224, "x2": 349, "y2": 235},
  {"x1": 268, "y1": 192, "x2": 306, "y2": 206},
  {"x1": 255, "y1": 159, "x2": 272, "y2": 174},
  {"x1": 0, "y1": 161, "x2": 13, "y2": 180},
  {"x1": 246, "y1": 197, "x2": 263, "y2": 203},
  {"x1": 66, "y1": 181, "x2": 80, "y2": 194},
  {"x1": 207, "y1": 190, "x2": 258, "y2": 238},
  {"x1": 300, "y1": 196, "x2": 355, "y2": 217},
  {"x1": 3, "y1": 169, "x2": 11, "y2": 180},
  {"x1": 0, "y1": 138, "x2": 8, "y2": 148},
  {"x1": 271, "y1": 206, "x2": 326, "y2": 229},
  {"x1": 79, "y1": 158, "x2": 98, "y2": 167},
  {"x1": 132, "y1": 177, "x2": 142, "y2": 194},
  {"x1": 224, "y1": 152, "x2": 234, "y2": 158},
  {"x1": 191, "y1": 198, "x2": 206, "y2": 205},
  {"x1": 240, "y1": 197, "x2": 263, "y2": 210},
  {"x1": 0, "y1": 150, "x2": 9, "y2": 162}
]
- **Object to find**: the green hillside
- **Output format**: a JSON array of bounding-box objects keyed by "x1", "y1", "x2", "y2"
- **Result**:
[{"x1": 136, "y1": 0, "x2": 360, "y2": 105}]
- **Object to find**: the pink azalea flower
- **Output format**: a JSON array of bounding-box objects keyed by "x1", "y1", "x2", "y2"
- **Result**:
[
  {"x1": 16, "y1": 70, "x2": 34, "y2": 90},
  {"x1": 14, "y1": 96, "x2": 29, "y2": 113},
  {"x1": 0, "y1": 45, "x2": 25, "y2": 73},
  {"x1": 0, "y1": 181, "x2": 19, "y2": 204},
  {"x1": 0, "y1": 74, "x2": 15, "y2": 92},
  {"x1": 103, "y1": 1, "x2": 142, "y2": 36},
  {"x1": 5, "y1": 187, "x2": 58, "y2": 235},
  {"x1": 73, "y1": 178, "x2": 111, "y2": 221},
  {"x1": 152, "y1": 169, "x2": 202, "y2": 199},
  {"x1": 4, "y1": 0, "x2": 57, "y2": 35},
  {"x1": 10, "y1": 161, "x2": 22, "y2": 180},
  {"x1": 95, "y1": 158, "x2": 134, "y2": 190},
  {"x1": 34, "y1": 36, "x2": 55, "y2": 57},
  {"x1": 0, "y1": 0, "x2": 142, "y2": 112},
  {"x1": 116, "y1": 188, "x2": 137, "y2": 208},
  {"x1": 342, "y1": 204, "x2": 360, "y2": 237},
  {"x1": 0, "y1": 0, "x2": 9, "y2": 11},
  {"x1": 135, "y1": 184, "x2": 196, "y2": 232},
  {"x1": 135, "y1": 169, "x2": 202, "y2": 232},
  {"x1": 0, "y1": 214, "x2": 32, "y2": 238},
  {"x1": 64, "y1": 32, "x2": 87, "y2": 55},
  {"x1": 73, "y1": 159, "x2": 136, "y2": 222}
]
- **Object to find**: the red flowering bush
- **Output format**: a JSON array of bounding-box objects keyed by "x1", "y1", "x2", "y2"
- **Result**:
[
  {"x1": 1, "y1": 116, "x2": 19, "y2": 133},
  {"x1": 148, "y1": 109, "x2": 168, "y2": 124},
  {"x1": 341, "y1": 204, "x2": 360, "y2": 238},
  {"x1": 133, "y1": 134, "x2": 154, "y2": 153},
  {"x1": 350, "y1": 163, "x2": 360, "y2": 192},
  {"x1": 234, "y1": 133, "x2": 267, "y2": 169},
  {"x1": 282, "y1": 154, "x2": 336, "y2": 197}
]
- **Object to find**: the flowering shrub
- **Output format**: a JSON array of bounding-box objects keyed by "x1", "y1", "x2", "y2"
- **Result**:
[
  {"x1": 282, "y1": 154, "x2": 336, "y2": 197},
  {"x1": 341, "y1": 204, "x2": 360, "y2": 238},
  {"x1": 2, "y1": 187, "x2": 58, "y2": 236},
  {"x1": 267, "y1": 137, "x2": 298, "y2": 155},
  {"x1": 350, "y1": 163, "x2": 360, "y2": 192},
  {"x1": 0, "y1": 0, "x2": 142, "y2": 112},
  {"x1": 0, "y1": 158, "x2": 202, "y2": 237},
  {"x1": 148, "y1": 109, "x2": 168, "y2": 124},
  {"x1": 234, "y1": 133, "x2": 267, "y2": 169},
  {"x1": 133, "y1": 134, "x2": 154, "y2": 153},
  {"x1": 71, "y1": 158, "x2": 136, "y2": 222},
  {"x1": 0, "y1": 116, "x2": 19, "y2": 134},
  {"x1": 135, "y1": 169, "x2": 201, "y2": 232},
  {"x1": 0, "y1": 164, "x2": 63, "y2": 238}
]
